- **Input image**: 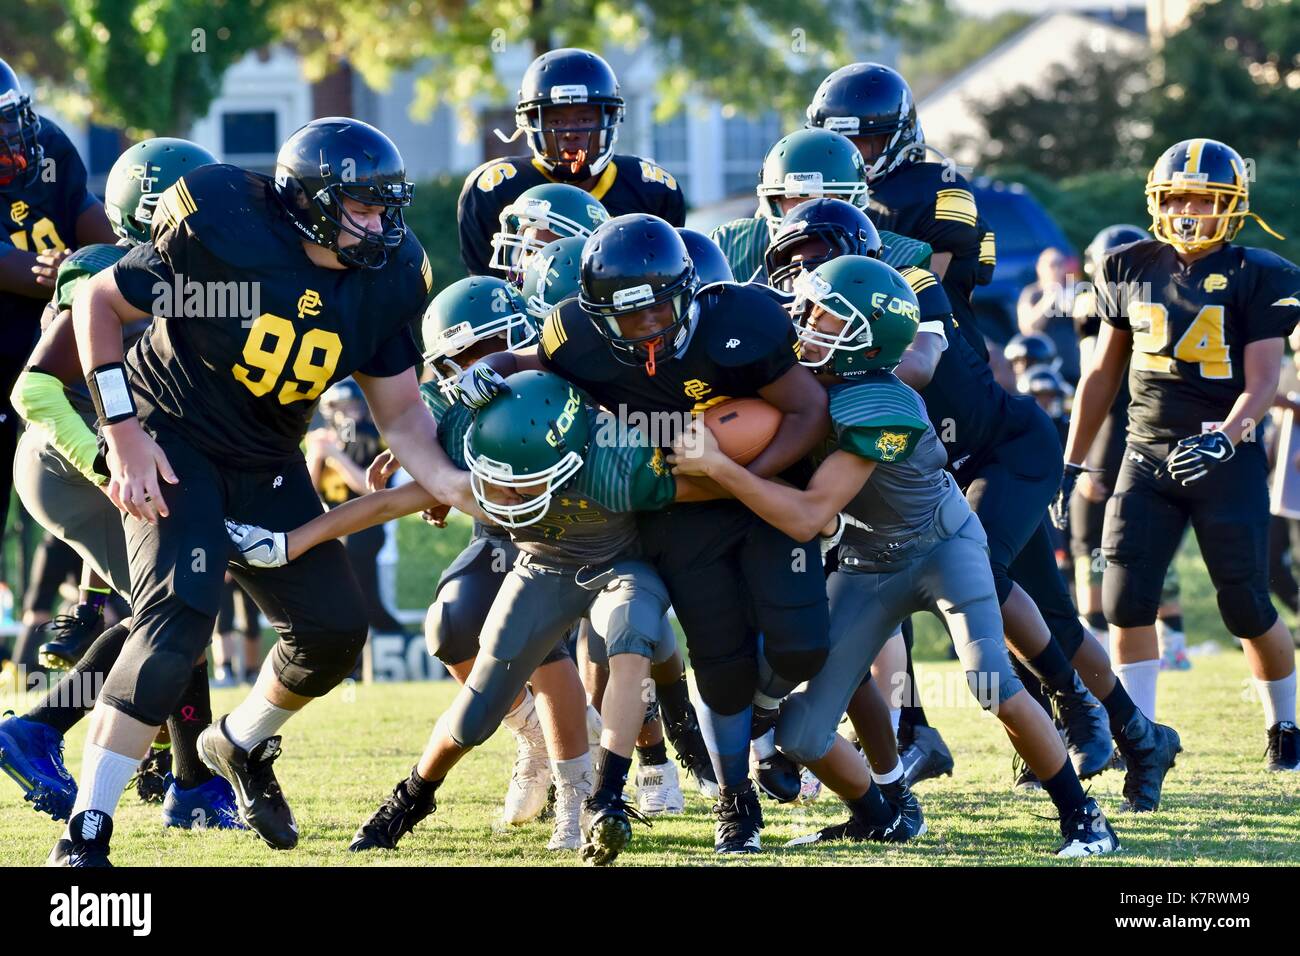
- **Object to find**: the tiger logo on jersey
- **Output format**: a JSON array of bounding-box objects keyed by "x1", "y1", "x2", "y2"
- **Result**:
[{"x1": 875, "y1": 430, "x2": 910, "y2": 461}]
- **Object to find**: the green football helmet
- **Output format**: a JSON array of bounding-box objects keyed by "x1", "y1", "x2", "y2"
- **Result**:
[
  {"x1": 465, "y1": 371, "x2": 591, "y2": 528},
  {"x1": 791, "y1": 255, "x2": 919, "y2": 376},
  {"x1": 104, "y1": 137, "x2": 218, "y2": 245},
  {"x1": 422, "y1": 276, "x2": 533, "y2": 398},
  {"x1": 757, "y1": 128, "x2": 868, "y2": 238},
  {"x1": 490, "y1": 182, "x2": 609, "y2": 276},
  {"x1": 519, "y1": 235, "x2": 584, "y2": 321}
]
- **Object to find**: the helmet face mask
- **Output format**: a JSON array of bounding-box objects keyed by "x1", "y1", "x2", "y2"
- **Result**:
[
  {"x1": 806, "y1": 63, "x2": 922, "y2": 185},
  {"x1": 521, "y1": 235, "x2": 584, "y2": 321},
  {"x1": 104, "y1": 138, "x2": 218, "y2": 245},
  {"x1": 0, "y1": 62, "x2": 43, "y2": 191},
  {"x1": 765, "y1": 198, "x2": 882, "y2": 293},
  {"x1": 515, "y1": 49, "x2": 625, "y2": 182},
  {"x1": 422, "y1": 277, "x2": 534, "y2": 400},
  {"x1": 465, "y1": 434, "x2": 585, "y2": 528},
  {"x1": 792, "y1": 270, "x2": 879, "y2": 369},
  {"x1": 490, "y1": 185, "x2": 608, "y2": 279}
]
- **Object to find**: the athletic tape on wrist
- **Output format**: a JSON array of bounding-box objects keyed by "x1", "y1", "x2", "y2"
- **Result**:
[{"x1": 87, "y1": 362, "x2": 138, "y2": 426}]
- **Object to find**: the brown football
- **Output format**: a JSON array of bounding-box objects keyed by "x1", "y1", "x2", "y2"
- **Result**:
[{"x1": 699, "y1": 398, "x2": 783, "y2": 465}]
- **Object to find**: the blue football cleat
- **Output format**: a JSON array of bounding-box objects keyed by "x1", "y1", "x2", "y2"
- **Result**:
[
  {"x1": 0, "y1": 712, "x2": 77, "y2": 821},
  {"x1": 161, "y1": 774, "x2": 247, "y2": 830}
]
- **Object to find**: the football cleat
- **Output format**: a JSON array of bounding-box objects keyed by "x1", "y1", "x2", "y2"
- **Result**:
[
  {"x1": 48, "y1": 810, "x2": 114, "y2": 868},
  {"x1": 1265, "y1": 721, "x2": 1300, "y2": 772},
  {"x1": 580, "y1": 790, "x2": 650, "y2": 866},
  {"x1": 502, "y1": 713, "x2": 551, "y2": 825},
  {"x1": 546, "y1": 769, "x2": 591, "y2": 851},
  {"x1": 713, "y1": 784, "x2": 763, "y2": 854},
  {"x1": 1052, "y1": 674, "x2": 1114, "y2": 780},
  {"x1": 131, "y1": 745, "x2": 172, "y2": 804},
  {"x1": 797, "y1": 766, "x2": 823, "y2": 804},
  {"x1": 1011, "y1": 752, "x2": 1042, "y2": 792},
  {"x1": 663, "y1": 707, "x2": 719, "y2": 798},
  {"x1": 1056, "y1": 797, "x2": 1119, "y2": 857},
  {"x1": 197, "y1": 717, "x2": 298, "y2": 849},
  {"x1": 1114, "y1": 712, "x2": 1181, "y2": 812},
  {"x1": 878, "y1": 777, "x2": 926, "y2": 834},
  {"x1": 898, "y1": 724, "x2": 955, "y2": 786},
  {"x1": 751, "y1": 730, "x2": 802, "y2": 803},
  {"x1": 0, "y1": 712, "x2": 76, "y2": 821},
  {"x1": 349, "y1": 772, "x2": 438, "y2": 851},
  {"x1": 785, "y1": 802, "x2": 924, "y2": 847},
  {"x1": 635, "y1": 760, "x2": 685, "y2": 815},
  {"x1": 35, "y1": 604, "x2": 105, "y2": 670},
  {"x1": 161, "y1": 775, "x2": 246, "y2": 830}
]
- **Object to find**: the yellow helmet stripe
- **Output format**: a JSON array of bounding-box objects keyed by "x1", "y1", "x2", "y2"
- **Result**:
[{"x1": 1185, "y1": 138, "x2": 1206, "y2": 175}]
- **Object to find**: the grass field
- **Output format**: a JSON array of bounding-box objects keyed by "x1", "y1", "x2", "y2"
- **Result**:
[{"x1": 2, "y1": 514, "x2": 1298, "y2": 866}]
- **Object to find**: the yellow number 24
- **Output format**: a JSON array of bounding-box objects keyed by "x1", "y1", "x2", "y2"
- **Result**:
[
  {"x1": 1130, "y1": 303, "x2": 1231, "y2": 380},
  {"x1": 232, "y1": 313, "x2": 343, "y2": 404}
]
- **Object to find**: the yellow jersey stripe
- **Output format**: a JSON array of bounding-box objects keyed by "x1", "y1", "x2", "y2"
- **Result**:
[
  {"x1": 540, "y1": 312, "x2": 568, "y2": 357},
  {"x1": 175, "y1": 178, "x2": 198, "y2": 216},
  {"x1": 588, "y1": 163, "x2": 618, "y2": 202},
  {"x1": 980, "y1": 231, "x2": 997, "y2": 264},
  {"x1": 898, "y1": 266, "x2": 937, "y2": 294},
  {"x1": 420, "y1": 252, "x2": 433, "y2": 294},
  {"x1": 934, "y1": 188, "x2": 977, "y2": 224}
]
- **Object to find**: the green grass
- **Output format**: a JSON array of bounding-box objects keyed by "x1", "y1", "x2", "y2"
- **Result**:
[{"x1": 1, "y1": 651, "x2": 1296, "y2": 867}]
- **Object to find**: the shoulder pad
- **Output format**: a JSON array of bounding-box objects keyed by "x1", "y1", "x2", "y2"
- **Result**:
[
  {"x1": 698, "y1": 284, "x2": 794, "y2": 366},
  {"x1": 1241, "y1": 245, "x2": 1300, "y2": 274},
  {"x1": 828, "y1": 378, "x2": 928, "y2": 431},
  {"x1": 879, "y1": 229, "x2": 933, "y2": 269},
  {"x1": 152, "y1": 165, "x2": 285, "y2": 266},
  {"x1": 54, "y1": 243, "x2": 128, "y2": 310}
]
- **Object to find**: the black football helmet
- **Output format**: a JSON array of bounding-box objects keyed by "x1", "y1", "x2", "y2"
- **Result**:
[
  {"x1": 579, "y1": 214, "x2": 697, "y2": 374},
  {"x1": 677, "y1": 228, "x2": 734, "y2": 286},
  {"x1": 0, "y1": 58, "x2": 43, "y2": 191},
  {"x1": 765, "y1": 198, "x2": 882, "y2": 293},
  {"x1": 1004, "y1": 333, "x2": 1058, "y2": 373},
  {"x1": 806, "y1": 63, "x2": 922, "y2": 184},
  {"x1": 1083, "y1": 224, "x2": 1147, "y2": 277},
  {"x1": 514, "y1": 48, "x2": 625, "y2": 183},
  {"x1": 274, "y1": 117, "x2": 413, "y2": 269}
]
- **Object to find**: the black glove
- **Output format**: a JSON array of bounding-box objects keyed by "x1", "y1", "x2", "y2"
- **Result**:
[
  {"x1": 452, "y1": 364, "x2": 511, "y2": 410},
  {"x1": 1051, "y1": 463, "x2": 1088, "y2": 531},
  {"x1": 1163, "y1": 431, "x2": 1234, "y2": 486}
]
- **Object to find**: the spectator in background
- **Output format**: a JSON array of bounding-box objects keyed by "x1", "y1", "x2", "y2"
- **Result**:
[
  {"x1": 1017, "y1": 247, "x2": 1080, "y2": 383},
  {"x1": 308, "y1": 380, "x2": 405, "y2": 636},
  {"x1": 212, "y1": 576, "x2": 262, "y2": 687}
]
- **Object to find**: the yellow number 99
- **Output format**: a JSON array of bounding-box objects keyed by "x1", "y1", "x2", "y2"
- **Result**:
[
  {"x1": 232, "y1": 313, "x2": 295, "y2": 397},
  {"x1": 279, "y1": 328, "x2": 343, "y2": 404}
]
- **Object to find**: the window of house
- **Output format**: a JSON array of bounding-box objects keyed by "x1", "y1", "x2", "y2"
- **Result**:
[
  {"x1": 721, "y1": 111, "x2": 781, "y2": 197},
  {"x1": 221, "y1": 111, "x2": 278, "y2": 171},
  {"x1": 651, "y1": 112, "x2": 691, "y2": 199}
]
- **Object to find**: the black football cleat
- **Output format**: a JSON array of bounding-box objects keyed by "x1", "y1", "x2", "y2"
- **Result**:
[
  {"x1": 877, "y1": 777, "x2": 926, "y2": 838},
  {"x1": 1114, "y1": 712, "x2": 1181, "y2": 813},
  {"x1": 786, "y1": 803, "x2": 924, "y2": 847},
  {"x1": 349, "y1": 770, "x2": 437, "y2": 851},
  {"x1": 663, "y1": 706, "x2": 719, "y2": 798},
  {"x1": 48, "y1": 810, "x2": 114, "y2": 867},
  {"x1": 1056, "y1": 797, "x2": 1120, "y2": 857},
  {"x1": 1052, "y1": 674, "x2": 1114, "y2": 780},
  {"x1": 713, "y1": 783, "x2": 763, "y2": 854},
  {"x1": 751, "y1": 732, "x2": 802, "y2": 804},
  {"x1": 898, "y1": 725, "x2": 955, "y2": 786},
  {"x1": 131, "y1": 746, "x2": 172, "y2": 804},
  {"x1": 36, "y1": 604, "x2": 105, "y2": 670},
  {"x1": 1011, "y1": 752, "x2": 1042, "y2": 792},
  {"x1": 1265, "y1": 721, "x2": 1300, "y2": 772},
  {"x1": 197, "y1": 717, "x2": 298, "y2": 849},
  {"x1": 580, "y1": 790, "x2": 649, "y2": 866}
]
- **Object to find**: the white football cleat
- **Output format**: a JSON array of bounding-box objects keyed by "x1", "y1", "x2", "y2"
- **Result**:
[
  {"x1": 635, "y1": 760, "x2": 685, "y2": 815},
  {"x1": 547, "y1": 774, "x2": 590, "y2": 851},
  {"x1": 797, "y1": 766, "x2": 823, "y2": 804},
  {"x1": 502, "y1": 701, "x2": 551, "y2": 826}
]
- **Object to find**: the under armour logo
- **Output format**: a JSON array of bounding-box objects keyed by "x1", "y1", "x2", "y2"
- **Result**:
[
  {"x1": 725, "y1": 338, "x2": 740, "y2": 349},
  {"x1": 272, "y1": 476, "x2": 283, "y2": 489}
]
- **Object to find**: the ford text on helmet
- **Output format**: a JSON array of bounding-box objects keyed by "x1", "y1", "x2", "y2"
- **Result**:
[
  {"x1": 757, "y1": 128, "x2": 869, "y2": 237},
  {"x1": 490, "y1": 182, "x2": 608, "y2": 278},
  {"x1": 765, "y1": 198, "x2": 882, "y2": 293},
  {"x1": 422, "y1": 276, "x2": 533, "y2": 400},
  {"x1": 104, "y1": 138, "x2": 218, "y2": 245},
  {"x1": 806, "y1": 63, "x2": 923, "y2": 185},
  {"x1": 511, "y1": 48, "x2": 625, "y2": 183}
]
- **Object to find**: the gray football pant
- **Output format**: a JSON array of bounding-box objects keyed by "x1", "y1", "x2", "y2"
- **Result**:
[
  {"x1": 776, "y1": 512, "x2": 1024, "y2": 766},
  {"x1": 445, "y1": 558, "x2": 675, "y2": 749}
]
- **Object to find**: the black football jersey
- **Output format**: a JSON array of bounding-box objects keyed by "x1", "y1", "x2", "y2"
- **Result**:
[
  {"x1": 537, "y1": 282, "x2": 797, "y2": 436},
  {"x1": 112, "y1": 164, "x2": 430, "y2": 468},
  {"x1": 457, "y1": 153, "x2": 686, "y2": 276},
  {"x1": 1099, "y1": 239, "x2": 1300, "y2": 442},
  {"x1": 0, "y1": 116, "x2": 97, "y2": 357},
  {"x1": 867, "y1": 161, "x2": 987, "y2": 347}
]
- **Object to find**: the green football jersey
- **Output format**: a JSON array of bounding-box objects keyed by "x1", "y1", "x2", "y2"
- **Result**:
[
  {"x1": 709, "y1": 215, "x2": 932, "y2": 283},
  {"x1": 53, "y1": 242, "x2": 130, "y2": 311}
]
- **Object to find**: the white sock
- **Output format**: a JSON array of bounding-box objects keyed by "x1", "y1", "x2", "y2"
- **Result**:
[
  {"x1": 223, "y1": 694, "x2": 294, "y2": 751},
  {"x1": 1114, "y1": 659, "x2": 1160, "y2": 720},
  {"x1": 69, "y1": 742, "x2": 141, "y2": 819},
  {"x1": 751, "y1": 727, "x2": 777, "y2": 760},
  {"x1": 889, "y1": 707, "x2": 901, "y2": 738},
  {"x1": 552, "y1": 752, "x2": 593, "y2": 793},
  {"x1": 1254, "y1": 671, "x2": 1297, "y2": 729},
  {"x1": 501, "y1": 687, "x2": 537, "y2": 735},
  {"x1": 870, "y1": 759, "x2": 903, "y2": 786}
]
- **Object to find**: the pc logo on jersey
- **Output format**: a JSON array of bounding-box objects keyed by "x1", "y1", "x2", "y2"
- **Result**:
[
  {"x1": 9, "y1": 199, "x2": 28, "y2": 225},
  {"x1": 1203, "y1": 274, "x2": 1228, "y2": 293},
  {"x1": 297, "y1": 290, "x2": 323, "y2": 319}
]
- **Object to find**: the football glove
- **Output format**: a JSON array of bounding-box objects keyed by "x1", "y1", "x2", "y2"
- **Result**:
[
  {"x1": 452, "y1": 364, "x2": 511, "y2": 410},
  {"x1": 1163, "y1": 431, "x2": 1234, "y2": 486},
  {"x1": 818, "y1": 513, "x2": 846, "y2": 560},
  {"x1": 1051, "y1": 463, "x2": 1089, "y2": 531},
  {"x1": 226, "y1": 519, "x2": 288, "y2": 568}
]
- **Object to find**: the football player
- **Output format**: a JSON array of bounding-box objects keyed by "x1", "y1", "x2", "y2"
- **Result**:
[
  {"x1": 0, "y1": 57, "x2": 116, "y2": 541},
  {"x1": 1057, "y1": 138, "x2": 1300, "y2": 771},
  {"x1": 0, "y1": 137, "x2": 244, "y2": 832},
  {"x1": 770, "y1": 198, "x2": 1181, "y2": 810},
  {"x1": 709, "y1": 126, "x2": 933, "y2": 283},
  {"x1": 52, "y1": 117, "x2": 473, "y2": 867},
  {"x1": 456, "y1": 215, "x2": 833, "y2": 853},
  {"x1": 458, "y1": 48, "x2": 684, "y2": 276},
  {"x1": 487, "y1": 181, "x2": 608, "y2": 285},
  {"x1": 670, "y1": 255, "x2": 1119, "y2": 856},
  {"x1": 228, "y1": 370, "x2": 723, "y2": 865}
]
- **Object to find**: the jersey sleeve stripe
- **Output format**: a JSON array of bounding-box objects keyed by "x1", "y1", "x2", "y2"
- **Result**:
[
  {"x1": 934, "y1": 189, "x2": 977, "y2": 224},
  {"x1": 980, "y1": 232, "x2": 997, "y2": 264}
]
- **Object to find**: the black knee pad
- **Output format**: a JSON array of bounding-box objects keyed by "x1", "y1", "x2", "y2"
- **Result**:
[
  {"x1": 101, "y1": 647, "x2": 201, "y2": 727},
  {"x1": 692, "y1": 656, "x2": 758, "y2": 715},
  {"x1": 773, "y1": 693, "x2": 833, "y2": 766},
  {"x1": 1217, "y1": 584, "x2": 1278, "y2": 639},
  {"x1": 270, "y1": 624, "x2": 369, "y2": 698},
  {"x1": 446, "y1": 659, "x2": 528, "y2": 748},
  {"x1": 425, "y1": 588, "x2": 483, "y2": 667},
  {"x1": 992, "y1": 564, "x2": 1014, "y2": 605},
  {"x1": 1102, "y1": 562, "x2": 1160, "y2": 629},
  {"x1": 758, "y1": 605, "x2": 830, "y2": 684}
]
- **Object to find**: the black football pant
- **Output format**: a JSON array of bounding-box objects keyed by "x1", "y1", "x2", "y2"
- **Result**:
[{"x1": 100, "y1": 425, "x2": 369, "y2": 726}]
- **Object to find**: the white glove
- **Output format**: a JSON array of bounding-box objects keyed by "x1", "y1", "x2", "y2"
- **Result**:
[
  {"x1": 818, "y1": 513, "x2": 846, "y2": 559},
  {"x1": 452, "y1": 364, "x2": 511, "y2": 410},
  {"x1": 226, "y1": 519, "x2": 288, "y2": 568}
]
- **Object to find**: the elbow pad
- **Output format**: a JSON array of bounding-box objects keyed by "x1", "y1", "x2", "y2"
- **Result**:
[{"x1": 11, "y1": 368, "x2": 105, "y2": 484}]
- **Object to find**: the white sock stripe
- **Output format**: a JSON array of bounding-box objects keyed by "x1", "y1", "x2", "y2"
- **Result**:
[{"x1": 870, "y1": 759, "x2": 904, "y2": 786}]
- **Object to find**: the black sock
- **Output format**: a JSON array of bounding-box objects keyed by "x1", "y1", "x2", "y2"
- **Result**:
[
  {"x1": 25, "y1": 622, "x2": 130, "y2": 735},
  {"x1": 1160, "y1": 613, "x2": 1184, "y2": 633},
  {"x1": 899, "y1": 622, "x2": 930, "y2": 728},
  {"x1": 167, "y1": 665, "x2": 214, "y2": 789},
  {"x1": 1025, "y1": 639, "x2": 1075, "y2": 694},
  {"x1": 656, "y1": 674, "x2": 690, "y2": 728},
  {"x1": 1085, "y1": 611, "x2": 1107, "y2": 632},
  {"x1": 595, "y1": 747, "x2": 632, "y2": 799},
  {"x1": 408, "y1": 767, "x2": 442, "y2": 799},
  {"x1": 846, "y1": 781, "x2": 896, "y2": 828},
  {"x1": 636, "y1": 741, "x2": 668, "y2": 767},
  {"x1": 1101, "y1": 680, "x2": 1138, "y2": 733},
  {"x1": 1041, "y1": 761, "x2": 1087, "y2": 817}
]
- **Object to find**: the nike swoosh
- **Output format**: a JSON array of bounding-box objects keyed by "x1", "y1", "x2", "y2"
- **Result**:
[
  {"x1": 249, "y1": 537, "x2": 275, "y2": 555},
  {"x1": 1202, "y1": 447, "x2": 1228, "y2": 460}
]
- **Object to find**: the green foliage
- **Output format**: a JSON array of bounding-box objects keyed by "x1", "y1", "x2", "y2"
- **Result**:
[{"x1": 404, "y1": 173, "x2": 472, "y2": 299}]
